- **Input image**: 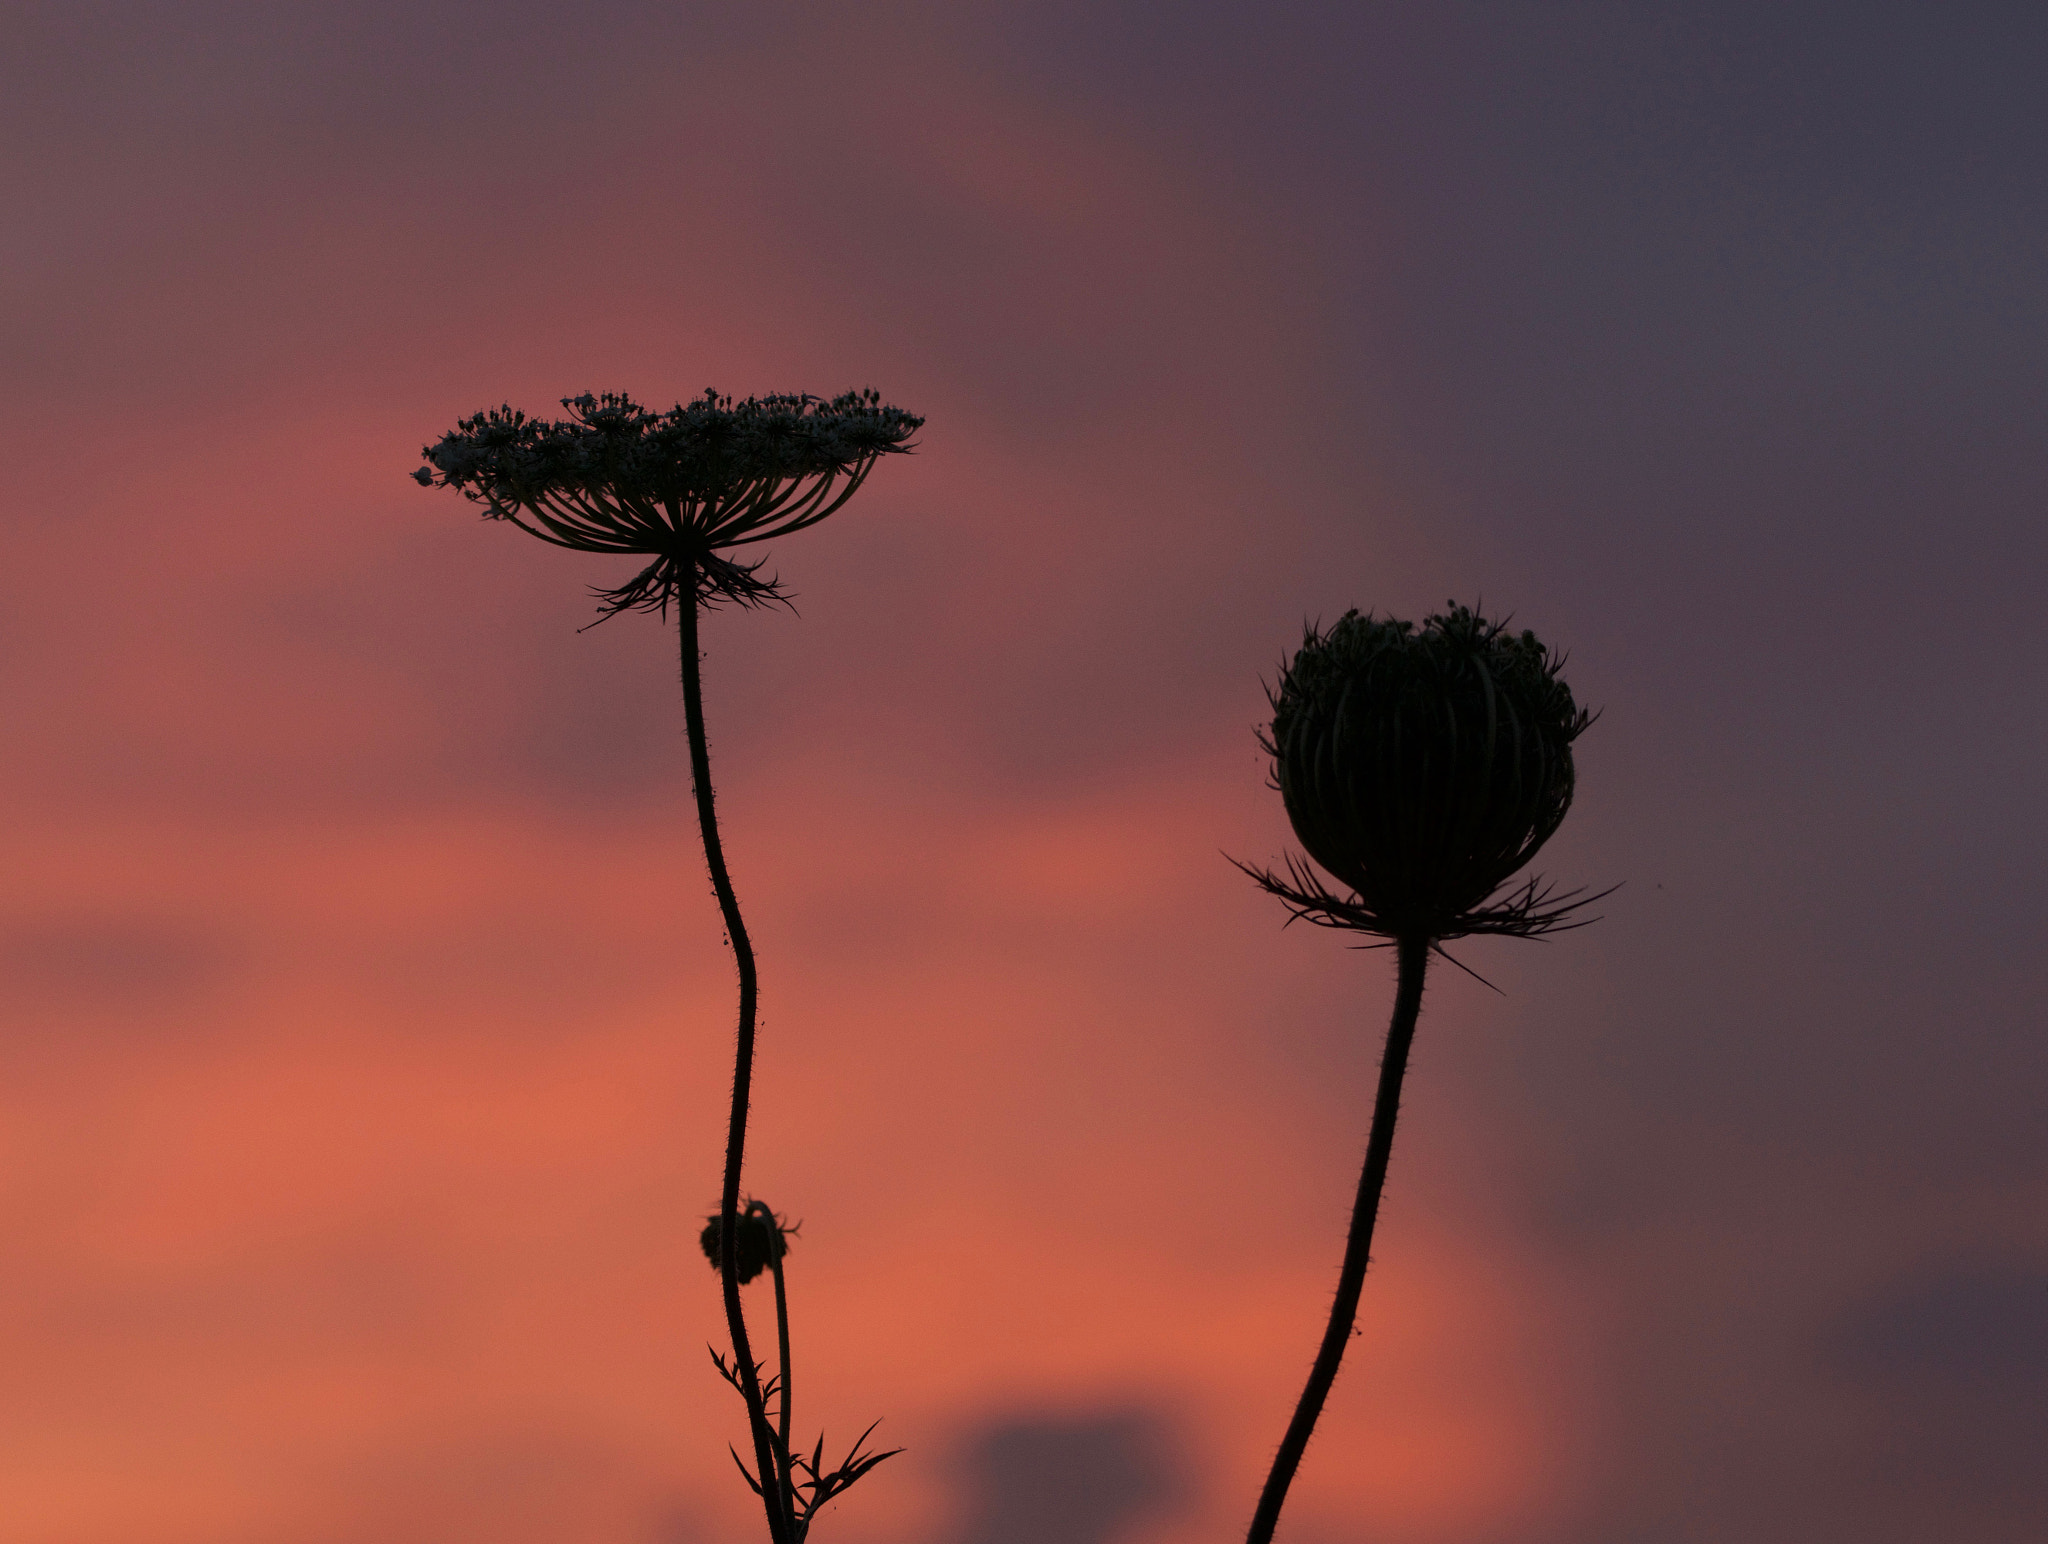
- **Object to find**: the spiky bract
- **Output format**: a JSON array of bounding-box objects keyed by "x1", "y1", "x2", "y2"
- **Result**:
[
  {"x1": 1244, "y1": 604, "x2": 1595, "y2": 943},
  {"x1": 414, "y1": 389, "x2": 922, "y2": 614}
]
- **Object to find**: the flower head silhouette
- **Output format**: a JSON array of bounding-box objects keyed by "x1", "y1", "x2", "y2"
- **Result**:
[
  {"x1": 415, "y1": 389, "x2": 922, "y2": 615},
  {"x1": 1240, "y1": 603, "x2": 1598, "y2": 947},
  {"x1": 701, "y1": 1202, "x2": 791, "y2": 1287},
  {"x1": 1235, "y1": 602, "x2": 1602, "y2": 1544}
]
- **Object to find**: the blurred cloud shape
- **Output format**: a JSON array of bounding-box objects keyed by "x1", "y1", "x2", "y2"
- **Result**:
[{"x1": 942, "y1": 1407, "x2": 1184, "y2": 1544}]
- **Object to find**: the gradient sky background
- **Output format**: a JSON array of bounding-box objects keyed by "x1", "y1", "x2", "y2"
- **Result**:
[{"x1": 4, "y1": 3, "x2": 2045, "y2": 1541}]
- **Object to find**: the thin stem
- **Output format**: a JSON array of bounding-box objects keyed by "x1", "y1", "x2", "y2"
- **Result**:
[
  {"x1": 679, "y1": 590, "x2": 791, "y2": 1544},
  {"x1": 764, "y1": 1208, "x2": 794, "y2": 1470},
  {"x1": 1245, "y1": 933, "x2": 1431, "y2": 1544}
]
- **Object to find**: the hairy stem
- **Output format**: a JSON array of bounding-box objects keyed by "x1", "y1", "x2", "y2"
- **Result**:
[
  {"x1": 679, "y1": 593, "x2": 791, "y2": 1544},
  {"x1": 1245, "y1": 933, "x2": 1430, "y2": 1544}
]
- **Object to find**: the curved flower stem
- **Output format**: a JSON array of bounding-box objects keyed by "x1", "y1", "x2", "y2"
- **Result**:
[
  {"x1": 678, "y1": 592, "x2": 792, "y2": 1544},
  {"x1": 1246, "y1": 933, "x2": 1431, "y2": 1544}
]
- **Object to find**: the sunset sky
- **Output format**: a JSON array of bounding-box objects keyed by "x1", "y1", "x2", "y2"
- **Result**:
[{"x1": 4, "y1": 4, "x2": 2045, "y2": 1542}]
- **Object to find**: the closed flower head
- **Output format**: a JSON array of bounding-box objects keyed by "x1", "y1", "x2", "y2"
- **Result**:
[
  {"x1": 700, "y1": 1203, "x2": 792, "y2": 1286},
  {"x1": 1244, "y1": 603, "x2": 1598, "y2": 944},
  {"x1": 414, "y1": 389, "x2": 922, "y2": 615}
]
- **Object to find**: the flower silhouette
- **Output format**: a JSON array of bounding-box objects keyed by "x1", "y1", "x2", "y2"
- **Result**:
[
  {"x1": 1239, "y1": 603, "x2": 1598, "y2": 947},
  {"x1": 1236, "y1": 603, "x2": 1602, "y2": 1544},
  {"x1": 414, "y1": 385, "x2": 920, "y2": 1544},
  {"x1": 415, "y1": 389, "x2": 922, "y2": 615}
]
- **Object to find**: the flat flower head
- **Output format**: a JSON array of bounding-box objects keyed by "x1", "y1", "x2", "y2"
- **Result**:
[
  {"x1": 1248, "y1": 604, "x2": 1596, "y2": 943},
  {"x1": 414, "y1": 389, "x2": 922, "y2": 614}
]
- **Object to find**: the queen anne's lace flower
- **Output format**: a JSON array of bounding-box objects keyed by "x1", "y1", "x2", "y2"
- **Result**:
[
  {"x1": 415, "y1": 389, "x2": 922, "y2": 615},
  {"x1": 413, "y1": 386, "x2": 919, "y2": 1544},
  {"x1": 1242, "y1": 603, "x2": 1599, "y2": 945},
  {"x1": 1237, "y1": 603, "x2": 1602, "y2": 1544}
]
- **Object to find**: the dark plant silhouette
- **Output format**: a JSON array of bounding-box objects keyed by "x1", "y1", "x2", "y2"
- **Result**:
[
  {"x1": 1233, "y1": 604, "x2": 1603, "y2": 1544},
  {"x1": 702, "y1": 1203, "x2": 902, "y2": 1542},
  {"x1": 416, "y1": 388, "x2": 921, "y2": 1544}
]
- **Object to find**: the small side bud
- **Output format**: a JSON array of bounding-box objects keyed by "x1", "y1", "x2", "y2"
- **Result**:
[{"x1": 699, "y1": 1204, "x2": 789, "y2": 1284}]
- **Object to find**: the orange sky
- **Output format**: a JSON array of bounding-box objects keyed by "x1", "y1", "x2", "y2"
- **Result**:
[
  {"x1": 6, "y1": 5, "x2": 2047, "y2": 1543},
  {"x1": 2, "y1": 770, "x2": 1609, "y2": 1544}
]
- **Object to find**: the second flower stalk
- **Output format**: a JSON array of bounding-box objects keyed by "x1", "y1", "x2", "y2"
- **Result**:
[{"x1": 700, "y1": 1202, "x2": 898, "y2": 1541}]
